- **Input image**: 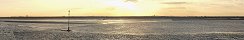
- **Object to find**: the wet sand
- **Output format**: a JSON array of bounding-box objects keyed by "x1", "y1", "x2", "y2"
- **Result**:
[{"x1": 1, "y1": 17, "x2": 244, "y2": 40}]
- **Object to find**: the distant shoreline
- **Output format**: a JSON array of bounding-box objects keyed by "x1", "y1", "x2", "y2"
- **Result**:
[
  {"x1": 0, "y1": 16, "x2": 244, "y2": 20},
  {"x1": 1, "y1": 16, "x2": 244, "y2": 18}
]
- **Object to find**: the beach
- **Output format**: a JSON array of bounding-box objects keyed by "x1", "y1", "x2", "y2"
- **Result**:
[{"x1": 1, "y1": 17, "x2": 244, "y2": 40}]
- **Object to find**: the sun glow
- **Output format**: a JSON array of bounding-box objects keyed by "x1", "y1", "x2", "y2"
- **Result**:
[
  {"x1": 104, "y1": 0, "x2": 162, "y2": 16},
  {"x1": 32, "y1": 0, "x2": 163, "y2": 16}
]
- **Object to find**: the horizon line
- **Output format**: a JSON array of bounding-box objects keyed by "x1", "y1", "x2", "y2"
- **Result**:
[{"x1": 1, "y1": 16, "x2": 244, "y2": 18}]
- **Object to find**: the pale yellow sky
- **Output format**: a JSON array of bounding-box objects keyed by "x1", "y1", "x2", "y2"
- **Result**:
[{"x1": 1, "y1": 0, "x2": 244, "y2": 17}]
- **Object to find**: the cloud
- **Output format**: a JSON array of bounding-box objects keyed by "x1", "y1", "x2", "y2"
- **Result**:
[
  {"x1": 125, "y1": 0, "x2": 138, "y2": 2},
  {"x1": 161, "y1": 2, "x2": 188, "y2": 4},
  {"x1": 165, "y1": 7, "x2": 187, "y2": 9}
]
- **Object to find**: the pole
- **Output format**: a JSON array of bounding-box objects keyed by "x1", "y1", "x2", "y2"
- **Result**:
[{"x1": 67, "y1": 10, "x2": 71, "y2": 32}]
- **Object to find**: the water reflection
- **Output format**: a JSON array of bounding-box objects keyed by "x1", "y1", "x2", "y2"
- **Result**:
[
  {"x1": 105, "y1": 23, "x2": 147, "y2": 35},
  {"x1": 100, "y1": 20, "x2": 159, "y2": 24}
]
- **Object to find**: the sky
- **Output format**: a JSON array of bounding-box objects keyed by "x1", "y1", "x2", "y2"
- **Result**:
[{"x1": 0, "y1": 0, "x2": 244, "y2": 17}]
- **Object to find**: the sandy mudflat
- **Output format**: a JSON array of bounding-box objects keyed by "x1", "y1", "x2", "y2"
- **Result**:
[{"x1": 1, "y1": 18, "x2": 244, "y2": 40}]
